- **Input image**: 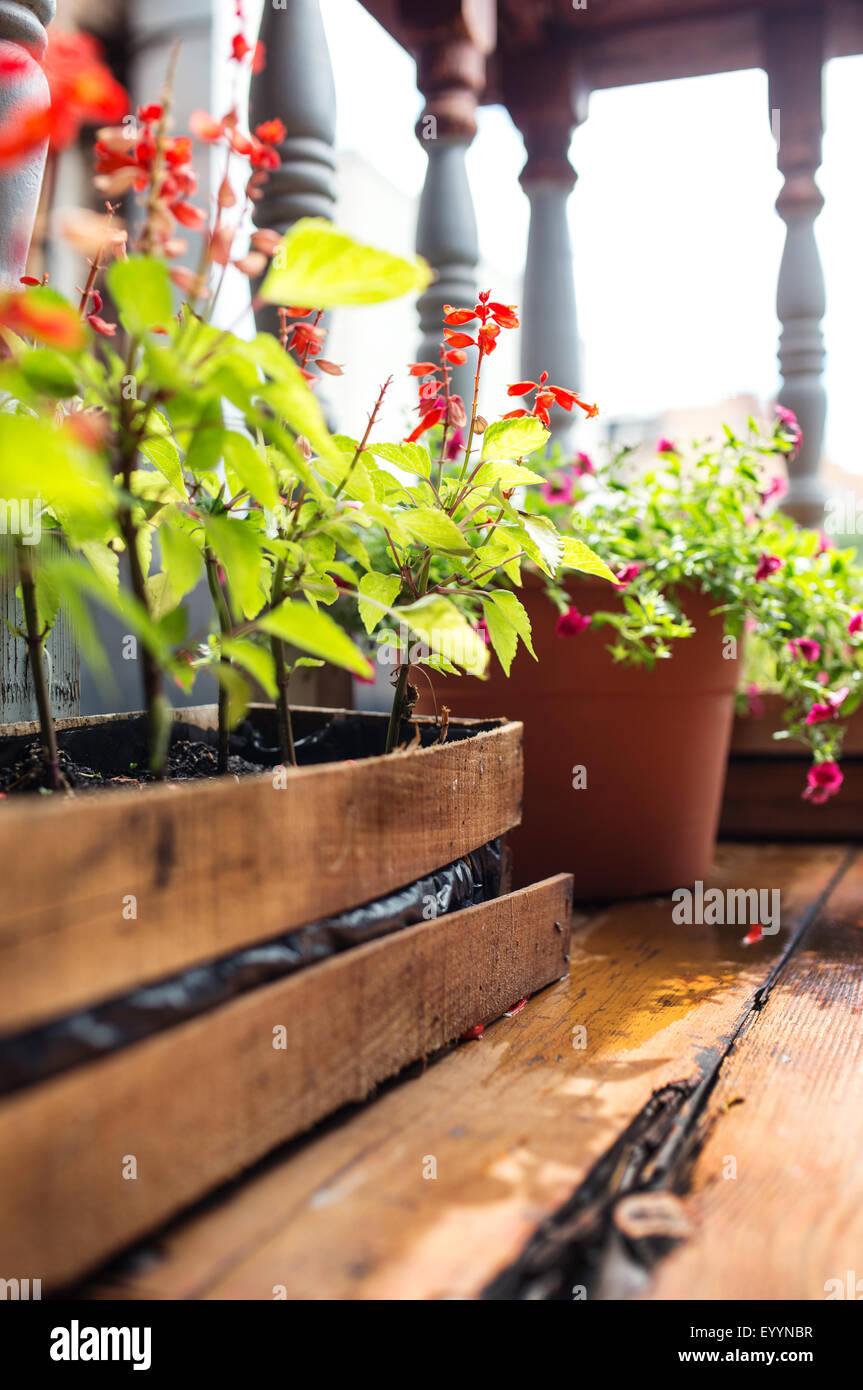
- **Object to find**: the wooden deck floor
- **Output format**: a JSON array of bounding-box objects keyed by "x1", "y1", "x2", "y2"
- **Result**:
[{"x1": 79, "y1": 843, "x2": 862, "y2": 1301}]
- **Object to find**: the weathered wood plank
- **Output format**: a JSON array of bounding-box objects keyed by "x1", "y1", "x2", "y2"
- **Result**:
[
  {"x1": 80, "y1": 844, "x2": 847, "y2": 1301},
  {"x1": 646, "y1": 855, "x2": 863, "y2": 1301},
  {"x1": 0, "y1": 874, "x2": 571, "y2": 1290},
  {"x1": 0, "y1": 712, "x2": 522, "y2": 1033}
]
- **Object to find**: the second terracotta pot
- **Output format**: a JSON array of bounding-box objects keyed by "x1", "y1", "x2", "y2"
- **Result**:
[{"x1": 420, "y1": 577, "x2": 739, "y2": 899}]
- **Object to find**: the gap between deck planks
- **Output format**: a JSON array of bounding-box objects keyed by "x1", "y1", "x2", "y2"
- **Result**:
[
  {"x1": 645, "y1": 853, "x2": 863, "y2": 1301},
  {"x1": 79, "y1": 844, "x2": 852, "y2": 1301}
]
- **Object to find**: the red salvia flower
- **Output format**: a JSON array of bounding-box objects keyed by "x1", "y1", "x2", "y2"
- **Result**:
[
  {"x1": 506, "y1": 371, "x2": 598, "y2": 426},
  {"x1": 0, "y1": 32, "x2": 127, "y2": 167},
  {"x1": 255, "y1": 119, "x2": 286, "y2": 146}
]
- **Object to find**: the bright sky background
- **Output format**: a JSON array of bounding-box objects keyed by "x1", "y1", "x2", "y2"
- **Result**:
[{"x1": 309, "y1": 0, "x2": 863, "y2": 473}]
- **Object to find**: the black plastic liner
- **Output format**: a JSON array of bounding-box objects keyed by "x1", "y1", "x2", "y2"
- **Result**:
[
  {"x1": 0, "y1": 838, "x2": 503, "y2": 1097},
  {"x1": 0, "y1": 707, "x2": 504, "y2": 777}
]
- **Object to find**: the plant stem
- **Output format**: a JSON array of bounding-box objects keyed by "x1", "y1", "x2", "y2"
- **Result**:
[
  {"x1": 385, "y1": 660, "x2": 411, "y2": 755},
  {"x1": 205, "y1": 549, "x2": 233, "y2": 774},
  {"x1": 269, "y1": 555, "x2": 296, "y2": 767},
  {"x1": 15, "y1": 541, "x2": 61, "y2": 791}
]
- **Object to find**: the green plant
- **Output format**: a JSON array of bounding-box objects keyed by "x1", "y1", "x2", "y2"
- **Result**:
[{"x1": 523, "y1": 417, "x2": 863, "y2": 804}]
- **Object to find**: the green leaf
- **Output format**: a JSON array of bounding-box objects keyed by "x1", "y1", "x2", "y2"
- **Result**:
[
  {"x1": 141, "y1": 433, "x2": 187, "y2": 499},
  {"x1": 367, "y1": 441, "x2": 433, "y2": 479},
  {"x1": 107, "y1": 256, "x2": 174, "y2": 338},
  {"x1": 259, "y1": 219, "x2": 432, "y2": 308},
  {"x1": 560, "y1": 536, "x2": 619, "y2": 585},
  {"x1": 514, "y1": 515, "x2": 563, "y2": 576},
  {"x1": 257, "y1": 599, "x2": 374, "y2": 678},
  {"x1": 485, "y1": 589, "x2": 536, "y2": 662},
  {"x1": 358, "y1": 571, "x2": 401, "y2": 635},
  {"x1": 471, "y1": 459, "x2": 543, "y2": 490},
  {"x1": 34, "y1": 567, "x2": 61, "y2": 635},
  {"x1": 399, "y1": 507, "x2": 470, "y2": 554},
  {"x1": 399, "y1": 595, "x2": 488, "y2": 678},
  {"x1": 18, "y1": 348, "x2": 79, "y2": 398},
  {"x1": 223, "y1": 431, "x2": 279, "y2": 511},
  {"x1": 221, "y1": 637, "x2": 277, "y2": 699},
  {"x1": 159, "y1": 518, "x2": 202, "y2": 601},
  {"x1": 481, "y1": 597, "x2": 517, "y2": 675},
  {"x1": 480, "y1": 417, "x2": 549, "y2": 462},
  {"x1": 203, "y1": 513, "x2": 267, "y2": 620},
  {"x1": 212, "y1": 662, "x2": 252, "y2": 728}
]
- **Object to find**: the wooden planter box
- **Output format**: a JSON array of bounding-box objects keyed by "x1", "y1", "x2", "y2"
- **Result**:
[
  {"x1": 720, "y1": 695, "x2": 863, "y2": 839},
  {"x1": 0, "y1": 705, "x2": 572, "y2": 1288}
]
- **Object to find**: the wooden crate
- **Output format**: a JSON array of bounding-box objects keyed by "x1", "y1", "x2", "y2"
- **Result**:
[
  {"x1": 0, "y1": 704, "x2": 572, "y2": 1288},
  {"x1": 0, "y1": 706, "x2": 523, "y2": 1032},
  {"x1": 0, "y1": 876, "x2": 572, "y2": 1289}
]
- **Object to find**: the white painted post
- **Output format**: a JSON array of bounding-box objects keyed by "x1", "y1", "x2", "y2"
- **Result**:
[{"x1": 766, "y1": 8, "x2": 827, "y2": 526}]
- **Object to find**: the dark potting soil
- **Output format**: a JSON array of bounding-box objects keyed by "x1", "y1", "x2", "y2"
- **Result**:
[
  {"x1": 0, "y1": 838, "x2": 504, "y2": 1096},
  {"x1": 0, "y1": 707, "x2": 500, "y2": 797}
]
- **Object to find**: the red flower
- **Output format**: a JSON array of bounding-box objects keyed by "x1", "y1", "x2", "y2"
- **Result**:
[
  {"x1": 656, "y1": 437, "x2": 676, "y2": 454},
  {"x1": 754, "y1": 552, "x2": 782, "y2": 581},
  {"x1": 438, "y1": 291, "x2": 519, "y2": 359},
  {"x1": 255, "y1": 119, "x2": 286, "y2": 146},
  {"x1": 86, "y1": 313, "x2": 117, "y2": 337},
  {"x1": 848, "y1": 612, "x2": 863, "y2": 636},
  {"x1": 231, "y1": 33, "x2": 251, "y2": 62},
  {"x1": 556, "y1": 606, "x2": 591, "y2": 637},
  {"x1": 506, "y1": 372, "x2": 598, "y2": 428},
  {"x1": 802, "y1": 760, "x2": 843, "y2": 804},
  {"x1": 0, "y1": 289, "x2": 85, "y2": 350},
  {"x1": 0, "y1": 33, "x2": 128, "y2": 168}
]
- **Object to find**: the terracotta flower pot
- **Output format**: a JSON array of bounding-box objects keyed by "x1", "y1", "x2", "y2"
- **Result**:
[{"x1": 420, "y1": 577, "x2": 739, "y2": 899}]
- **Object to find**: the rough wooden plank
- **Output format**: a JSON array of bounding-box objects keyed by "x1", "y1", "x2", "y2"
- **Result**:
[
  {"x1": 646, "y1": 855, "x2": 863, "y2": 1301},
  {"x1": 0, "y1": 714, "x2": 522, "y2": 1033},
  {"x1": 0, "y1": 875, "x2": 571, "y2": 1290},
  {"x1": 80, "y1": 844, "x2": 846, "y2": 1301}
]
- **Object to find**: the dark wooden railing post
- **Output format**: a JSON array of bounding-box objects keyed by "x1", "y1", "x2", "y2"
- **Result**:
[
  {"x1": 765, "y1": 8, "x2": 826, "y2": 526},
  {"x1": 410, "y1": 1, "x2": 495, "y2": 401},
  {"x1": 250, "y1": 0, "x2": 337, "y2": 338}
]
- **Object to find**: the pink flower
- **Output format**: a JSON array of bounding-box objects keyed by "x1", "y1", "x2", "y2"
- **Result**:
[
  {"x1": 755, "y1": 552, "x2": 783, "y2": 581},
  {"x1": 848, "y1": 612, "x2": 863, "y2": 636},
  {"x1": 775, "y1": 404, "x2": 802, "y2": 453},
  {"x1": 656, "y1": 437, "x2": 676, "y2": 454},
  {"x1": 816, "y1": 532, "x2": 834, "y2": 556},
  {"x1": 746, "y1": 682, "x2": 765, "y2": 718},
  {"x1": 572, "y1": 452, "x2": 594, "y2": 477},
  {"x1": 556, "y1": 605, "x2": 591, "y2": 637},
  {"x1": 805, "y1": 686, "x2": 850, "y2": 725},
  {"x1": 615, "y1": 562, "x2": 640, "y2": 588},
  {"x1": 760, "y1": 474, "x2": 788, "y2": 505},
  {"x1": 802, "y1": 760, "x2": 843, "y2": 804},
  {"x1": 787, "y1": 637, "x2": 820, "y2": 662},
  {"x1": 541, "y1": 473, "x2": 576, "y2": 506},
  {"x1": 445, "y1": 426, "x2": 465, "y2": 461},
  {"x1": 475, "y1": 618, "x2": 491, "y2": 646}
]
